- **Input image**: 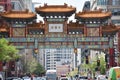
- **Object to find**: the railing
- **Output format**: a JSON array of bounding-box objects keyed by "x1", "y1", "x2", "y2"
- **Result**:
[
  {"x1": 5, "y1": 37, "x2": 110, "y2": 49},
  {"x1": 6, "y1": 37, "x2": 109, "y2": 42}
]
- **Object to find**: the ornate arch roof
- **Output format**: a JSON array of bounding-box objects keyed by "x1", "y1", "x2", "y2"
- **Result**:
[
  {"x1": 75, "y1": 9, "x2": 111, "y2": 19},
  {"x1": 1, "y1": 9, "x2": 36, "y2": 19},
  {"x1": 0, "y1": 24, "x2": 9, "y2": 32},
  {"x1": 102, "y1": 24, "x2": 120, "y2": 33},
  {"x1": 35, "y1": 3, "x2": 76, "y2": 17}
]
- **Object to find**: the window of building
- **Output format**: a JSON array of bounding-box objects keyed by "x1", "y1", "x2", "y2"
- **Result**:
[
  {"x1": 112, "y1": 0, "x2": 120, "y2": 6},
  {"x1": 11, "y1": 2, "x2": 15, "y2": 9},
  {"x1": 97, "y1": 0, "x2": 108, "y2": 5},
  {"x1": 112, "y1": 20, "x2": 120, "y2": 24},
  {"x1": 112, "y1": 9, "x2": 120, "y2": 16}
]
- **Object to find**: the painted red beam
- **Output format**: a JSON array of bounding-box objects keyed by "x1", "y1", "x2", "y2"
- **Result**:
[{"x1": 0, "y1": 2, "x2": 6, "y2": 4}]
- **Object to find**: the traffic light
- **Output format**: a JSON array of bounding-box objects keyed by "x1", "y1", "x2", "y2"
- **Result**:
[
  {"x1": 84, "y1": 49, "x2": 88, "y2": 53},
  {"x1": 34, "y1": 48, "x2": 38, "y2": 54},
  {"x1": 105, "y1": 54, "x2": 107, "y2": 62},
  {"x1": 2, "y1": 61, "x2": 6, "y2": 66},
  {"x1": 85, "y1": 55, "x2": 89, "y2": 64},
  {"x1": 11, "y1": 64, "x2": 15, "y2": 71},
  {"x1": 11, "y1": 61, "x2": 15, "y2": 71},
  {"x1": 74, "y1": 48, "x2": 77, "y2": 54},
  {"x1": 106, "y1": 63, "x2": 109, "y2": 68},
  {"x1": 97, "y1": 60, "x2": 100, "y2": 66},
  {"x1": 95, "y1": 67, "x2": 98, "y2": 71}
]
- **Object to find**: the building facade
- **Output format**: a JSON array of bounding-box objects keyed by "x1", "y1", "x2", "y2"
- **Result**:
[
  {"x1": 82, "y1": 1, "x2": 90, "y2": 11},
  {"x1": 11, "y1": 0, "x2": 33, "y2": 11},
  {"x1": 0, "y1": 3, "x2": 119, "y2": 76},
  {"x1": 45, "y1": 49, "x2": 73, "y2": 70},
  {"x1": 90, "y1": 0, "x2": 120, "y2": 66},
  {"x1": 90, "y1": 0, "x2": 108, "y2": 11},
  {"x1": 0, "y1": 0, "x2": 11, "y2": 12}
]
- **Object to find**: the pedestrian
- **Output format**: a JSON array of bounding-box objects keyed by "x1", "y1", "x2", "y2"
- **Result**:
[
  {"x1": 87, "y1": 70, "x2": 92, "y2": 80},
  {"x1": 70, "y1": 76, "x2": 73, "y2": 80}
]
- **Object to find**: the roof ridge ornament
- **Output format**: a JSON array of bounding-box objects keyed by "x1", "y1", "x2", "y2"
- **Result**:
[
  {"x1": 25, "y1": 9, "x2": 29, "y2": 13},
  {"x1": 44, "y1": 3, "x2": 47, "y2": 7},
  {"x1": 64, "y1": 3, "x2": 68, "y2": 7}
]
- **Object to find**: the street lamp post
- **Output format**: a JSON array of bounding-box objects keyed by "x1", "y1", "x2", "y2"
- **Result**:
[
  {"x1": 74, "y1": 37, "x2": 78, "y2": 68},
  {"x1": 116, "y1": 52, "x2": 120, "y2": 66},
  {"x1": 74, "y1": 48, "x2": 78, "y2": 68},
  {"x1": 3, "y1": 64, "x2": 7, "y2": 79},
  {"x1": 96, "y1": 53, "x2": 100, "y2": 71}
]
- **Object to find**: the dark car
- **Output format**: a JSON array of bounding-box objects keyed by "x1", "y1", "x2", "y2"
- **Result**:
[
  {"x1": 5, "y1": 77, "x2": 21, "y2": 80},
  {"x1": 79, "y1": 76, "x2": 88, "y2": 80}
]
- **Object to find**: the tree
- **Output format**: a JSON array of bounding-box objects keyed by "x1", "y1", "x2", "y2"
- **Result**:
[
  {"x1": 99, "y1": 56, "x2": 106, "y2": 74},
  {"x1": 0, "y1": 38, "x2": 19, "y2": 61},
  {"x1": 26, "y1": 57, "x2": 38, "y2": 74},
  {"x1": 20, "y1": 52, "x2": 45, "y2": 75},
  {"x1": 80, "y1": 52, "x2": 106, "y2": 77},
  {"x1": 33, "y1": 63, "x2": 46, "y2": 76}
]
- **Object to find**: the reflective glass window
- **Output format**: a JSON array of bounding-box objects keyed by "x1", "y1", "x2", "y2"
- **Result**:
[
  {"x1": 97, "y1": 0, "x2": 108, "y2": 5},
  {"x1": 112, "y1": 0, "x2": 120, "y2": 6}
]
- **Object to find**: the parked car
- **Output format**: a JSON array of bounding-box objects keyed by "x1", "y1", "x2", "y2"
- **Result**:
[
  {"x1": 13, "y1": 78, "x2": 22, "y2": 80},
  {"x1": 96, "y1": 75, "x2": 107, "y2": 80},
  {"x1": 79, "y1": 76, "x2": 88, "y2": 80},
  {"x1": 35, "y1": 77, "x2": 46, "y2": 80},
  {"x1": 22, "y1": 76, "x2": 31, "y2": 80},
  {"x1": 59, "y1": 77, "x2": 69, "y2": 80},
  {"x1": 5, "y1": 77, "x2": 20, "y2": 80}
]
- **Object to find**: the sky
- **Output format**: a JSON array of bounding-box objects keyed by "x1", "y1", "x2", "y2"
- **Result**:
[{"x1": 32, "y1": 0, "x2": 90, "y2": 22}]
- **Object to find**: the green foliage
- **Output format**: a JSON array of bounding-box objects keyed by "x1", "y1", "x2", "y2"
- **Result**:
[
  {"x1": 20, "y1": 52, "x2": 45, "y2": 75},
  {"x1": 81, "y1": 53, "x2": 106, "y2": 75},
  {"x1": 33, "y1": 63, "x2": 46, "y2": 75},
  {"x1": 81, "y1": 60, "x2": 97, "y2": 73},
  {"x1": 28, "y1": 58, "x2": 38, "y2": 73},
  {"x1": 99, "y1": 56, "x2": 106, "y2": 74},
  {"x1": 0, "y1": 38, "x2": 19, "y2": 61}
]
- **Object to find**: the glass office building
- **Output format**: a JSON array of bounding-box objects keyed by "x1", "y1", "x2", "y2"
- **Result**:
[{"x1": 11, "y1": 0, "x2": 33, "y2": 11}]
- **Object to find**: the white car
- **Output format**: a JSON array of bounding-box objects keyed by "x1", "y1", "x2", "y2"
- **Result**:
[
  {"x1": 13, "y1": 78, "x2": 22, "y2": 80},
  {"x1": 59, "y1": 77, "x2": 69, "y2": 80},
  {"x1": 35, "y1": 77, "x2": 46, "y2": 80},
  {"x1": 22, "y1": 76, "x2": 31, "y2": 80},
  {"x1": 96, "y1": 75, "x2": 107, "y2": 80}
]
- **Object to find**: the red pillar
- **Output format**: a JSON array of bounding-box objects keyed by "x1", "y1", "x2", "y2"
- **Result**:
[
  {"x1": 7, "y1": 61, "x2": 15, "y2": 77},
  {"x1": 118, "y1": 32, "x2": 120, "y2": 66},
  {"x1": 0, "y1": 61, "x2": 3, "y2": 71},
  {"x1": 109, "y1": 48, "x2": 115, "y2": 67}
]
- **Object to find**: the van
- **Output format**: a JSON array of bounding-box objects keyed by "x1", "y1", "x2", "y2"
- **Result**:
[{"x1": 108, "y1": 66, "x2": 120, "y2": 80}]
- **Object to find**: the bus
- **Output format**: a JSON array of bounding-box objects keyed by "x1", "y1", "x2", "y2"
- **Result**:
[{"x1": 46, "y1": 70, "x2": 57, "y2": 80}]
